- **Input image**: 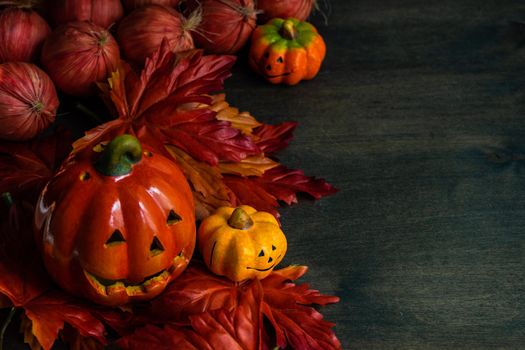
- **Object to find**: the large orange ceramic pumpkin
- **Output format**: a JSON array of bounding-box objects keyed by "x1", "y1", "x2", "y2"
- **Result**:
[{"x1": 35, "y1": 135, "x2": 196, "y2": 306}]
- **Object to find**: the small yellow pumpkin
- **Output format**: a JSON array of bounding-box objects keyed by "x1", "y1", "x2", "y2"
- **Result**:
[{"x1": 198, "y1": 205, "x2": 287, "y2": 281}]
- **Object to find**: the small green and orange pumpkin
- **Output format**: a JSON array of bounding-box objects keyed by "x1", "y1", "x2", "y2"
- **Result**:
[
  {"x1": 198, "y1": 205, "x2": 287, "y2": 281},
  {"x1": 249, "y1": 18, "x2": 326, "y2": 85},
  {"x1": 35, "y1": 134, "x2": 196, "y2": 306}
]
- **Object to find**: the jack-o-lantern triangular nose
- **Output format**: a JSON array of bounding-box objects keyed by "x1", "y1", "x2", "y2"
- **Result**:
[
  {"x1": 150, "y1": 236, "x2": 164, "y2": 256},
  {"x1": 106, "y1": 229, "x2": 125, "y2": 246}
]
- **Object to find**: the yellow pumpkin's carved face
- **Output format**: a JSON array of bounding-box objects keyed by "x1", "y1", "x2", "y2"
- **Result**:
[{"x1": 198, "y1": 206, "x2": 287, "y2": 281}]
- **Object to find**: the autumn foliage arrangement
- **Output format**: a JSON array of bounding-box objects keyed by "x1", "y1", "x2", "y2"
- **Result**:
[{"x1": 0, "y1": 0, "x2": 338, "y2": 349}]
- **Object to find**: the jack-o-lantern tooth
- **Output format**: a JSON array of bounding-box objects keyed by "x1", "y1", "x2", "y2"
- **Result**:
[
  {"x1": 106, "y1": 282, "x2": 126, "y2": 296},
  {"x1": 143, "y1": 270, "x2": 170, "y2": 293}
]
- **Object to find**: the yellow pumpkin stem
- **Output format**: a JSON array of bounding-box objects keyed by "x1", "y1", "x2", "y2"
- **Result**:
[{"x1": 228, "y1": 207, "x2": 254, "y2": 230}]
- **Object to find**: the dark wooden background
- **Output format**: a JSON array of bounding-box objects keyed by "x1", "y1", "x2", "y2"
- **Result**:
[
  {"x1": 4, "y1": 0, "x2": 525, "y2": 348},
  {"x1": 226, "y1": 0, "x2": 525, "y2": 348}
]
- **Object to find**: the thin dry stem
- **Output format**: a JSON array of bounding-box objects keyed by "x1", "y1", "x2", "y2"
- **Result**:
[
  {"x1": 183, "y1": 5, "x2": 203, "y2": 32},
  {"x1": 216, "y1": 0, "x2": 262, "y2": 18},
  {"x1": 184, "y1": 5, "x2": 215, "y2": 43},
  {"x1": 185, "y1": 0, "x2": 260, "y2": 44}
]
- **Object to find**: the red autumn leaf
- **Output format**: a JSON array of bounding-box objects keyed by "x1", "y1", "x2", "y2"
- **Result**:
[
  {"x1": 21, "y1": 314, "x2": 42, "y2": 350},
  {"x1": 258, "y1": 166, "x2": 338, "y2": 204},
  {"x1": 129, "y1": 263, "x2": 339, "y2": 350},
  {"x1": 149, "y1": 107, "x2": 260, "y2": 165},
  {"x1": 260, "y1": 266, "x2": 341, "y2": 350},
  {"x1": 118, "y1": 281, "x2": 263, "y2": 350},
  {"x1": 61, "y1": 325, "x2": 105, "y2": 350},
  {"x1": 262, "y1": 306, "x2": 340, "y2": 350},
  {"x1": 0, "y1": 197, "x2": 50, "y2": 306},
  {"x1": 261, "y1": 266, "x2": 340, "y2": 307},
  {"x1": 91, "y1": 307, "x2": 136, "y2": 337},
  {"x1": 210, "y1": 93, "x2": 263, "y2": 136},
  {"x1": 219, "y1": 155, "x2": 279, "y2": 177},
  {"x1": 0, "y1": 196, "x2": 106, "y2": 350},
  {"x1": 116, "y1": 323, "x2": 240, "y2": 350},
  {"x1": 71, "y1": 118, "x2": 127, "y2": 156},
  {"x1": 223, "y1": 176, "x2": 280, "y2": 216},
  {"x1": 121, "y1": 48, "x2": 232, "y2": 119},
  {"x1": 166, "y1": 146, "x2": 235, "y2": 221},
  {"x1": 116, "y1": 324, "x2": 208, "y2": 350},
  {"x1": 0, "y1": 128, "x2": 72, "y2": 200},
  {"x1": 76, "y1": 39, "x2": 260, "y2": 165},
  {"x1": 23, "y1": 291, "x2": 106, "y2": 350},
  {"x1": 143, "y1": 262, "x2": 239, "y2": 324},
  {"x1": 253, "y1": 122, "x2": 298, "y2": 155},
  {"x1": 188, "y1": 281, "x2": 263, "y2": 350},
  {"x1": 224, "y1": 165, "x2": 338, "y2": 216}
]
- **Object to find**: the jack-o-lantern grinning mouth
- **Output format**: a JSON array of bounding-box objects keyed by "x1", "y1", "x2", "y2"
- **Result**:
[
  {"x1": 246, "y1": 264, "x2": 276, "y2": 272},
  {"x1": 84, "y1": 251, "x2": 185, "y2": 296},
  {"x1": 263, "y1": 72, "x2": 292, "y2": 79},
  {"x1": 209, "y1": 242, "x2": 282, "y2": 272},
  {"x1": 246, "y1": 253, "x2": 282, "y2": 272}
]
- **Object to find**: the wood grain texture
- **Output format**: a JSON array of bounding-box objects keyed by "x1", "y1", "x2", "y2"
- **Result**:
[
  {"x1": 226, "y1": 0, "x2": 525, "y2": 348},
  {"x1": 3, "y1": 0, "x2": 525, "y2": 349}
]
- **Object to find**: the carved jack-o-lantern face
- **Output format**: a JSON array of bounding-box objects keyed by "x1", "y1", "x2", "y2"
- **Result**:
[
  {"x1": 249, "y1": 18, "x2": 326, "y2": 85},
  {"x1": 259, "y1": 50, "x2": 306, "y2": 83},
  {"x1": 35, "y1": 135, "x2": 196, "y2": 306},
  {"x1": 198, "y1": 206, "x2": 287, "y2": 281}
]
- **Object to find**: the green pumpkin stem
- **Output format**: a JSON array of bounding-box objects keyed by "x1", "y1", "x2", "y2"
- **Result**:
[
  {"x1": 281, "y1": 20, "x2": 297, "y2": 40},
  {"x1": 228, "y1": 207, "x2": 254, "y2": 230},
  {"x1": 95, "y1": 134, "x2": 142, "y2": 176}
]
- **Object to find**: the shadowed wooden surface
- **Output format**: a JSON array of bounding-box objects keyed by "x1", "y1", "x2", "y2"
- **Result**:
[
  {"x1": 226, "y1": 0, "x2": 525, "y2": 348},
  {"x1": 3, "y1": 0, "x2": 525, "y2": 348}
]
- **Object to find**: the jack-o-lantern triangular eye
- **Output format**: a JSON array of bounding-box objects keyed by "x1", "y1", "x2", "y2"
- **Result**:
[
  {"x1": 106, "y1": 229, "x2": 125, "y2": 246},
  {"x1": 150, "y1": 236, "x2": 164, "y2": 256},
  {"x1": 167, "y1": 210, "x2": 182, "y2": 225}
]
